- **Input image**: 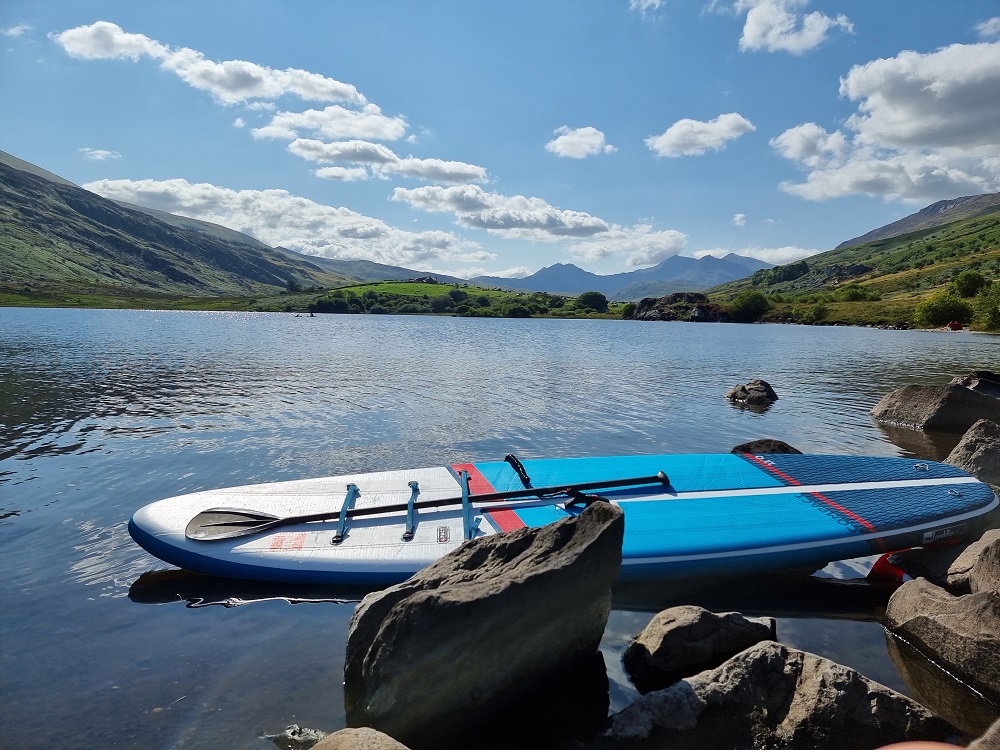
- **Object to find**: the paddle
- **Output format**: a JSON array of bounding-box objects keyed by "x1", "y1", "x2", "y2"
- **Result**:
[{"x1": 185, "y1": 470, "x2": 670, "y2": 541}]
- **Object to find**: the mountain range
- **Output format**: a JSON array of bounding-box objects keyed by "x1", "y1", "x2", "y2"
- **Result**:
[
  {"x1": 472, "y1": 253, "x2": 772, "y2": 299},
  {"x1": 0, "y1": 149, "x2": 770, "y2": 301},
  {"x1": 3, "y1": 147, "x2": 997, "y2": 305}
]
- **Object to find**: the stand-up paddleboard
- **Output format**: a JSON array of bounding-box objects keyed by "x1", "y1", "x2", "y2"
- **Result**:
[{"x1": 128, "y1": 453, "x2": 1000, "y2": 585}]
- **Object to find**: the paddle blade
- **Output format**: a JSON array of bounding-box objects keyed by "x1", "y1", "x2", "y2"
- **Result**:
[{"x1": 185, "y1": 509, "x2": 282, "y2": 540}]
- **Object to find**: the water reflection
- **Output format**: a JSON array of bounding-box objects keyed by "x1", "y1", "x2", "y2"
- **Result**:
[{"x1": 3, "y1": 309, "x2": 1000, "y2": 750}]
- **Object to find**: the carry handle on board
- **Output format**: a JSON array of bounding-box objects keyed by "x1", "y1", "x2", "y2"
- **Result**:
[{"x1": 184, "y1": 470, "x2": 670, "y2": 541}]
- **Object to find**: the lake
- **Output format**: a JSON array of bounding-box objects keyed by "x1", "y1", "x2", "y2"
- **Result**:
[{"x1": 2, "y1": 308, "x2": 998, "y2": 749}]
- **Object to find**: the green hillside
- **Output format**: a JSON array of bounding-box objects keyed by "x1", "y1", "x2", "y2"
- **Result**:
[
  {"x1": 706, "y1": 211, "x2": 1000, "y2": 329},
  {"x1": 0, "y1": 160, "x2": 352, "y2": 304}
]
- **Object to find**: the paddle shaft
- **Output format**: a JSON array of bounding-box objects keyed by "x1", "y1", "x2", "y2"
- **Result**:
[{"x1": 192, "y1": 470, "x2": 669, "y2": 538}]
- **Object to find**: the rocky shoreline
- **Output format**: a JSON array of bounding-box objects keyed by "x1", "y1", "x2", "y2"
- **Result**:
[{"x1": 284, "y1": 373, "x2": 1000, "y2": 750}]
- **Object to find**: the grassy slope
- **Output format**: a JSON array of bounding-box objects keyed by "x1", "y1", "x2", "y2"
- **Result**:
[
  {"x1": 0, "y1": 161, "x2": 351, "y2": 301},
  {"x1": 706, "y1": 212, "x2": 1000, "y2": 327}
]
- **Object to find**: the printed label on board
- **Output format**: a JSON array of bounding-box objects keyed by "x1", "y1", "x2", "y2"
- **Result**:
[
  {"x1": 922, "y1": 523, "x2": 967, "y2": 544},
  {"x1": 437, "y1": 526, "x2": 450, "y2": 543}
]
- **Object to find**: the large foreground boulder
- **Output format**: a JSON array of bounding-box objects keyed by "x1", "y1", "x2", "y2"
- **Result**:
[
  {"x1": 622, "y1": 606, "x2": 775, "y2": 694},
  {"x1": 945, "y1": 418, "x2": 1000, "y2": 487},
  {"x1": 885, "y1": 577, "x2": 1000, "y2": 706},
  {"x1": 870, "y1": 384, "x2": 1000, "y2": 433},
  {"x1": 583, "y1": 641, "x2": 956, "y2": 749},
  {"x1": 344, "y1": 502, "x2": 624, "y2": 750}
]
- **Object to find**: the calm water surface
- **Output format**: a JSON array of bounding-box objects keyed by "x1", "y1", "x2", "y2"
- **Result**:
[{"x1": 2, "y1": 308, "x2": 998, "y2": 749}]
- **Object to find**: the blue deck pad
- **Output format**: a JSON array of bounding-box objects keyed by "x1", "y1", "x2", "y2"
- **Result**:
[
  {"x1": 512, "y1": 492, "x2": 850, "y2": 557},
  {"x1": 620, "y1": 494, "x2": 851, "y2": 557},
  {"x1": 805, "y1": 483, "x2": 998, "y2": 530},
  {"x1": 473, "y1": 453, "x2": 784, "y2": 494},
  {"x1": 739, "y1": 453, "x2": 973, "y2": 486}
]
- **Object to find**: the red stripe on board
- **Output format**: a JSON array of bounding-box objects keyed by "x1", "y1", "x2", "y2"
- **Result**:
[
  {"x1": 742, "y1": 453, "x2": 885, "y2": 550},
  {"x1": 451, "y1": 463, "x2": 526, "y2": 532},
  {"x1": 742, "y1": 453, "x2": 802, "y2": 486}
]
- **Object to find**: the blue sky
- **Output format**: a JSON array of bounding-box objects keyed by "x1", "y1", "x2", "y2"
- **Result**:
[{"x1": 3, "y1": 1, "x2": 1000, "y2": 278}]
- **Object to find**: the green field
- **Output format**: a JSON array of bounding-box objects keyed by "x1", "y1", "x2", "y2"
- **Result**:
[
  {"x1": 0, "y1": 280, "x2": 627, "y2": 319},
  {"x1": 306, "y1": 281, "x2": 626, "y2": 319}
]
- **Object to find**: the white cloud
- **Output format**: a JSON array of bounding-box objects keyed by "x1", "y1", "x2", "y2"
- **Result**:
[
  {"x1": 693, "y1": 245, "x2": 819, "y2": 263},
  {"x1": 770, "y1": 123, "x2": 848, "y2": 168},
  {"x1": 288, "y1": 139, "x2": 487, "y2": 184},
  {"x1": 566, "y1": 225, "x2": 688, "y2": 267},
  {"x1": 233, "y1": 118, "x2": 246, "y2": 129},
  {"x1": 545, "y1": 126, "x2": 617, "y2": 158},
  {"x1": 251, "y1": 104, "x2": 407, "y2": 141},
  {"x1": 82, "y1": 177, "x2": 480, "y2": 268},
  {"x1": 79, "y1": 147, "x2": 122, "y2": 161},
  {"x1": 977, "y1": 18, "x2": 1000, "y2": 40},
  {"x1": 289, "y1": 138, "x2": 399, "y2": 165},
  {"x1": 52, "y1": 22, "x2": 363, "y2": 105},
  {"x1": 391, "y1": 185, "x2": 690, "y2": 267},
  {"x1": 735, "y1": 0, "x2": 853, "y2": 54},
  {"x1": 315, "y1": 166, "x2": 370, "y2": 181},
  {"x1": 392, "y1": 184, "x2": 610, "y2": 240},
  {"x1": 646, "y1": 113, "x2": 755, "y2": 157},
  {"x1": 774, "y1": 41, "x2": 1000, "y2": 202},
  {"x1": 629, "y1": 0, "x2": 663, "y2": 13},
  {"x1": 732, "y1": 213, "x2": 747, "y2": 226},
  {"x1": 461, "y1": 265, "x2": 531, "y2": 280},
  {"x1": 1, "y1": 23, "x2": 31, "y2": 37},
  {"x1": 379, "y1": 158, "x2": 488, "y2": 184}
]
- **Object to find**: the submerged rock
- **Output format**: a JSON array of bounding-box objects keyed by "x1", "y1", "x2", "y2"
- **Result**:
[
  {"x1": 870, "y1": 384, "x2": 1000, "y2": 433},
  {"x1": 266, "y1": 725, "x2": 329, "y2": 750},
  {"x1": 725, "y1": 379, "x2": 779, "y2": 406},
  {"x1": 344, "y1": 502, "x2": 623, "y2": 750},
  {"x1": 585, "y1": 641, "x2": 956, "y2": 749},
  {"x1": 731, "y1": 438, "x2": 802, "y2": 454},
  {"x1": 622, "y1": 605, "x2": 775, "y2": 694}
]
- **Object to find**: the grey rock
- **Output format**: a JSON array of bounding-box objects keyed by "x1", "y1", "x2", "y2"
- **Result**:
[
  {"x1": 969, "y1": 716, "x2": 1000, "y2": 750},
  {"x1": 267, "y1": 725, "x2": 329, "y2": 750},
  {"x1": 622, "y1": 606, "x2": 775, "y2": 694},
  {"x1": 951, "y1": 370, "x2": 1000, "y2": 400},
  {"x1": 885, "y1": 577, "x2": 1000, "y2": 705},
  {"x1": 344, "y1": 502, "x2": 624, "y2": 750},
  {"x1": 725, "y1": 379, "x2": 779, "y2": 406},
  {"x1": 886, "y1": 629, "x2": 1000, "y2": 738},
  {"x1": 891, "y1": 529, "x2": 1000, "y2": 595},
  {"x1": 731, "y1": 438, "x2": 802, "y2": 454},
  {"x1": 870, "y1": 384, "x2": 1000, "y2": 433},
  {"x1": 945, "y1": 418, "x2": 1000, "y2": 487},
  {"x1": 585, "y1": 641, "x2": 955, "y2": 749},
  {"x1": 312, "y1": 728, "x2": 410, "y2": 750},
  {"x1": 972, "y1": 533, "x2": 1000, "y2": 594}
]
